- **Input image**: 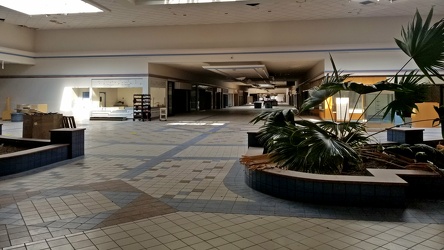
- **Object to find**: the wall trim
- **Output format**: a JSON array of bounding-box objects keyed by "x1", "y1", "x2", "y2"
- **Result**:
[
  {"x1": 33, "y1": 47, "x2": 401, "y2": 59},
  {"x1": 0, "y1": 73, "x2": 149, "y2": 79}
]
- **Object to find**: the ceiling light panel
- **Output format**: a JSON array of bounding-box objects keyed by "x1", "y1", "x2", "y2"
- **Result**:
[
  {"x1": 202, "y1": 65, "x2": 269, "y2": 79},
  {"x1": 0, "y1": 0, "x2": 103, "y2": 15}
]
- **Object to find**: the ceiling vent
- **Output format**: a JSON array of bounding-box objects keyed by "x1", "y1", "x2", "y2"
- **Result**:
[{"x1": 359, "y1": 0, "x2": 374, "y2": 5}]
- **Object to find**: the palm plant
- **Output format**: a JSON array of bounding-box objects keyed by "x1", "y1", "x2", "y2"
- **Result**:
[
  {"x1": 433, "y1": 105, "x2": 444, "y2": 139},
  {"x1": 250, "y1": 8, "x2": 444, "y2": 175}
]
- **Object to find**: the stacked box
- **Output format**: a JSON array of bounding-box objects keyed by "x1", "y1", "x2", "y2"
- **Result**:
[{"x1": 23, "y1": 113, "x2": 63, "y2": 139}]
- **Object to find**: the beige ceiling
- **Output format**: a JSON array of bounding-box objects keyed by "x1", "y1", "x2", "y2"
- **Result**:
[
  {"x1": 159, "y1": 60, "x2": 320, "y2": 87},
  {"x1": 1, "y1": 0, "x2": 443, "y2": 88},
  {"x1": 0, "y1": 0, "x2": 442, "y2": 30}
]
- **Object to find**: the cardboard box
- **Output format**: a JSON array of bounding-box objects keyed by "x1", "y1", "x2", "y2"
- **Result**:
[{"x1": 23, "y1": 113, "x2": 63, "y2": 139}]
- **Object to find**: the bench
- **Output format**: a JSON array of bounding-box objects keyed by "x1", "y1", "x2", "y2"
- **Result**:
[{"x1": 387, "y1": 127, "x2": 424, "y2": 144}]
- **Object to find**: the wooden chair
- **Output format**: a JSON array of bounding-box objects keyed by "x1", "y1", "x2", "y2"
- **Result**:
[{"x1": 62, "y1": 116, "x2": 76, "y2": 128}]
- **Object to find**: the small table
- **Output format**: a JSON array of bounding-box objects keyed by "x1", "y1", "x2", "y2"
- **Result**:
[{"x1": 253, "y1": 102, "x2": 262, "y2": 109}]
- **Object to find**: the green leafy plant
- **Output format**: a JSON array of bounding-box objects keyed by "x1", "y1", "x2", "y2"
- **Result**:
[
  {"x1": 395, "y1": 8, "x2": 444, "y2": 83},
  {"x1": 250, "y1": 8, "x2": 443, "y2": 175},
  {"x1": 251, "y1": 110, "x2": 366, "y2": 174}
]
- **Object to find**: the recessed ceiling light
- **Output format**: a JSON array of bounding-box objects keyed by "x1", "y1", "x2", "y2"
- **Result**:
[{"x1": 0, "y1": 0, "x2": 103, "y2": 15}]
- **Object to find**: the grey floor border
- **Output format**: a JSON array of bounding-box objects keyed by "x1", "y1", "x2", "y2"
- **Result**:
[{"x1": 160, "y1": 160, "x2": 444, "y2": 224}]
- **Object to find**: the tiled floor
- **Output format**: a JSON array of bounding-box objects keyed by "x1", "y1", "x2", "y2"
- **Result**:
[{"x1": 0, "y1": 106, "x2": 443, "y2": 250}]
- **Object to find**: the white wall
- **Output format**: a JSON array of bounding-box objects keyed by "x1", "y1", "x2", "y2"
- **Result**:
[
  {"x1": 118, "y1": 88, "x2": 142, "y2": 106},
  {"x1": 0, "y1": 22, "x2": 35, "y2": 51},
  {"x1": 248, "y1": 88, "x2": 287, "y2": 94},
  {"x1": 1, "y1": 14, "x2": 443, "y2": 117},
  {"x1": 0, "y1": 78, "x2": 90, "y2": 116},
  {"x1": 1, "y1": 56, "x2": 149, "y2": 75},
  {"x1": 150, "y1": 87, "x2": 166, "y2": 107},
  {"x1": 92, "y1": 88, "x2": 117, "y2": 107},
  {"x1": 0, "y1": 78, "x2": 148, "y2": 116},
  {"x1": 0, "y1": 22, "x2": 35, "y2": 65},
  {"x1": 33, "y1": 16, "x2": 424, "y2": 53}
]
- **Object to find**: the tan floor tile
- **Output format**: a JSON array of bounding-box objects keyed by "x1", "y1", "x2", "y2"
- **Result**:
[
  {"x1": 353, "y1": 241, "x2": 379, "y2": 250},
  {"x1": 299, "y1": 237, "x2": 324, "y2": 248},
  {"x1": 381, "y1": 242, "x2": 409, "y2": 250},
  {"x1": 139, "y1": 238, "x2": 163, "y2": 248},
  {"x1": 190, "y1": 241, "x2": 214, "y2": 249},
  {"x1": 95, "y1": 241, "x2": 120, "y2": 250},
  {"x1": 70, "y1": 239, "x2": 95, "y2": 249},
  {"x1": 365, "y1": 236, "x2": 390, "y2": 247},
  {"x1": 107, "y1": 231, "x2": 131, "y2": 241},
  {"x1": 67, "y1": 233, "x2": 89, "y2": 243},
  {"x1": 391, "y1": 238, "x2": 418, "y2": 248},
  {"x1": 25, "y1": 240, "x2": 50, "y2": 250}
]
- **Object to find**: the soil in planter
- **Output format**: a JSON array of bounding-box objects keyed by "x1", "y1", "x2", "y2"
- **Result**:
[
  {"x1": 342, "y1": 159, "x2": 392, "y2": 176},
  {"x1": 241, "y1": 145, "x2": 443, "y2": 176},
  {"x1": 0, "y1": 144, "x2": 31, "y2": 155}
]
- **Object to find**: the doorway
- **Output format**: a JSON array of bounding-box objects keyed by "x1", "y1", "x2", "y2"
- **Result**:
[
  {"x1": 167, "y1": 81, "x2": 174, "y2": 116},
  {"x1": 99, "y1": 92, "x2": 106, "y2": 108}
]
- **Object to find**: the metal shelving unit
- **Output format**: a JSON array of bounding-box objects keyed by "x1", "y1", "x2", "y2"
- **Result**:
[{"x1": 133, "y1": 94, "x2": 151, "y2": 121}]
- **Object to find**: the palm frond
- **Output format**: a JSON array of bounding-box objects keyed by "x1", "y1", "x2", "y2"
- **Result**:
[
  {"x1": 372, "y1": 81, "x2": 402, "y2": 91},
  {"x1": 346, "y1": 82, "x2": 379, "y2": 94},
  {"x1": 300, "y1": 83, "x2": 344, "y2": 112},
  {"x1": 383, "y1": 71, "x2": 427, "y2": 121},
  {"x1": 266, "y1": 120, "x2": 362, "y2": 174},
  {"x1": 315, "y1": 121, "x2": 368, "y2": 146},
  {"x1": 433, "y1": 105, "x2": 444, "y2": 126},
  {"x1": 251, "y1": 109, "x2": 297, "y2": 149},
  {"x1": 270, "y1": 126, "x2": 361, "y2": 174},
  {"x1": 395, "y1": 8, "x2": 444, "y2": 83},
  {"x1": 250, "y1": 109, "x2": 296, "y2": 125},
  {"x1": 300, "y1": 55, "x2": 350, "y2": 112}
]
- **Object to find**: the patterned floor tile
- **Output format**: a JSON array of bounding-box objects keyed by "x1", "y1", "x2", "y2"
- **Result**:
[{"x1": 0, "y1": 107, "x2": 443, "y2": 249}]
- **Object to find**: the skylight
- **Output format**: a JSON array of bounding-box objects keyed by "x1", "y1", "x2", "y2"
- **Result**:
[
  {"x1": 0, "y1": 0, "x2": 103, "y2": 15},
  {"x1": 164, "y1": 0, "x2": 237, "y2": 3},
  {"x1": 131, "y1": 0, "x2": 243, "y2": 5}
]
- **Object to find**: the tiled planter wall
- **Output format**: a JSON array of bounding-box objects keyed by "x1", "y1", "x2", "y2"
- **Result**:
[
  {"x1": 0, "y1": 128, "x2": 85, "y2": 176},
  {"x1": 50, "y1": 128, "x2": 85, "y2": 158},
  {"x1": 244, "y1": 167, "x2": 407, "y2": 207},
  {"x1": 0, "y1": 145, "x2": 68, "y2": 176},
  {"x1": 244, "y1": 132, "x2": 443, "y2": 207},
  {"x1": 401, "y1": 175, "x2": 444, "y2": 199}
]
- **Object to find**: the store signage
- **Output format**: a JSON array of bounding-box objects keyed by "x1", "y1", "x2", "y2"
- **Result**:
[{"x1": 92, "y1": 78, "x2": 144, "y2": 88}]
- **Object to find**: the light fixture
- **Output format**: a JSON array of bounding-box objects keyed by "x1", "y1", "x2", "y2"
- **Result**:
[{"x1": 0, "y1": 0, "x2": 103, "y2": 15}]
